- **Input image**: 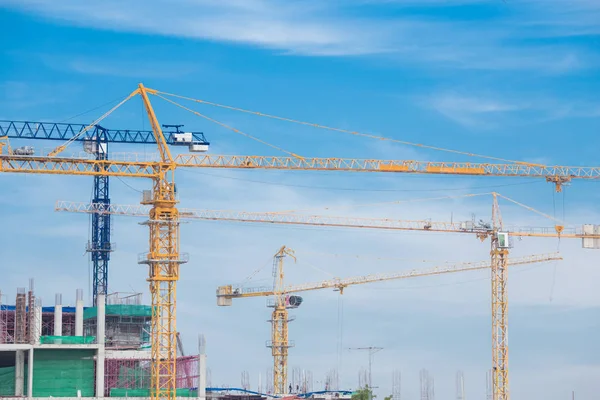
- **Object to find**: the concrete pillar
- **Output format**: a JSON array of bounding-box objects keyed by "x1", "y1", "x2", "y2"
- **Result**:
[
  {"x1": 54, "y1": 293, "x2": 63, "y2": 336},
  {"x1": 75, "y1": 289, "x2": 83, "y2": 336},
  {"x1": 199, "y1": 354, "x2": 207, "y2": 399},
  {"x1": 15, "y1": 350, "x2": 24, "y2": 396},
  {"x1": 95, "y1": 293, "x2": 105, "y2": 398},
  {"x1": 27, "y1": 348, "x2": 34, "y2": 398},
  {"x1": 198, "y1": 335, "x2": 206, "y2": 400},
  {"x1": 32, "y1": 300, "x2": 42, "y2": 345}
]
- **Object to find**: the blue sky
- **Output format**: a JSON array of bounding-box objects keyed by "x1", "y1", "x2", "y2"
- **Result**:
[{"x1": 0, "y1": 1, "x2": 599, "y2": 399}]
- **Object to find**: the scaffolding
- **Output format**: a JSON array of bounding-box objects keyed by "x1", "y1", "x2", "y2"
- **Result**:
[
  {"x1": 42, "y1": 310, "x2": 76, "y2": 337},
  {"x1": 0, "y1": 305, "x2": 77, "y2": 345},
  {"x1": 325, "y1": 369, "x2": 338, "y2": 391},
  {"x1": 392, "y1": 370, "x2": 401, "y2": 400},
  {"x1": 15, "y1": 288, "x2": 26, "y2": 344},
  {"x1": 0, "y1": 283, "x2": 204, "y2": 399},
  {"x1": 420, "y1": 370, "x2": 434, "y2": 400},
  {"x1": 290, "y1": 368, "x2": 313, "y2": 394},
  {"x1": 241, "y1": 372, "x2": 250, "y2": 391},
  {"x1": 107, "y1": 292, "x2": 143, "y2": 306},
  {"x1": 27, "y1": 280, "x2": 35, "y2": 345},
  {"x1": 265, "y1": 369, "x2": 274, "y2": 395},
  {"x1": 84, "y1": 304, "x2": 150, "y2": 349},
  {"x1": 0, "y1": 282, "x2": 208, "y2": 400},
  {"x1": 0, "y1": 291, "x2": 9, "y2": 344},
  {"x1": 104, "y1": 355, "x2": 199, "y2": 397}
]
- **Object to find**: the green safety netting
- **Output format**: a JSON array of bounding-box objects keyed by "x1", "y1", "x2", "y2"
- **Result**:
[
  {"x1": 115, "y1": 365, "x2": 150, "y2": 389},
  {"x1": 0, "y1": 366, "x2": 16, "y2": 396},
  {"x1": 0, "y1": 350, "x2": 95, "y2": 397},
  {"x1": 40, "y1": 336, "x2": 96, "y2": 344},
  {"x1": 84, "y1": 304, "x2": 152, "y2": 320},
  {"x1": 110, "y1": 388, "x2": 197, "y2": 397},
  {"x1": 30, "y1": 349, "x2": 95, "y2": 397}
]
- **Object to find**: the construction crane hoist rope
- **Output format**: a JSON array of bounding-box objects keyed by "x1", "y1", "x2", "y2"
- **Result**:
[
  {"x1": 2, "y1": 83, "x2": 600, "y2": 400},
  {"x1": 216, "y1": 247, "x2": 561, "y2": 395},
  {"x1": 0, "y1": 119, "x2": 209, "y2": 306},
  {"x1": 56, "y1": 194, "x2": 600, "y2": 400}
]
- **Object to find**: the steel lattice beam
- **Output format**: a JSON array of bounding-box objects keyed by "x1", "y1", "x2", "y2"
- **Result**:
[
  {"x1": 174, "y1": 154, "x2": 600, "y2": 181},
  {"x1": 491, "y1": 242, "x2": 510, "y2": 400},
  {"x1": 0, "y1": 120, "x2": 208, "y2": 145},
  {"x1": 0, "y1": 155, "x2": 158, "y2": 177},
  {"x1": 90, "y1": 135, "x2": 112, "y2": 305}
]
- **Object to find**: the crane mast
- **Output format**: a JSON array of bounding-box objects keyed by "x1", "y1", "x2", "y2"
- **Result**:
[
  {"x1": 2, "y1": 87, "x2": 194, "y2": 400},
  {"x1": 216, "y1": 249, "x2": 560, "y2": 397},
  {"x1": 136, "y1": 83, "x2": 181, "y2": 400},
  {"x1": 491, "y1": 193, "x2": 509, "y2": 400},
  {"x1": 0, "y1": 119, "x2": 208, "y2": 305},
  {"x1": 491, "y1": 236, "x2": 509, "y2": 400},
  {"x1": 268, "y1": 246, "x2": 296, "y2": 395},
  {"x1": 91, "y1": 132, "x2": 111, "y2": 304},
  {"x1": 56, "y1": 197, "x2": 600, "y2": 400},
  {"x1": 4, "y1": 85, "x2": 600, "y2": 400}
]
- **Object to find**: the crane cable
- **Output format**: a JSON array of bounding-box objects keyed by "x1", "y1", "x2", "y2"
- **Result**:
[
  {"x1": 240, "y1": 256, "x2": 277, "y2": 287},
  {"x1": 154, "y1": 94, "x2": 303, "y2": 159},
  {"x1": 300, "y1": 259, "x2": 335, "y2": 278},
  {"x1": 263, "y1": 192, "x2": 492, "y2": 214},
  {"x1": 48, "y1": 93, "x2": 134, "y2": 157},
  {"x1": 498, "y1": 190, "x2": 565, "y2": 302},
  {"x1": 264, "y1": 192, "x2": 566, "y2": 227},
  {"x1": 495, "y1": 192, "x2": 565, "y2": 225},
  {"x1": 300, "y1": 251, "x2": 463, "y2": 264},
  {"x1": 58, "y1": 95, "x2": 126, "y2": 123},
  {"x1": 155, "y1": 90, "x2": 542, "y2": 166},
  {"x1": 374, "y1": 260, "x2": 555, "y2": 292},
  {"x1": 178, "y1": 168, "x2": 542, "y2": 192},
  {"x1": 186, "y1": 192, "x2": 488, "y2": 215}
]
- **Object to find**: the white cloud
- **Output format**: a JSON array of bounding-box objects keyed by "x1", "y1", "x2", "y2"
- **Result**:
[
  {"x1": 0, "y1": 1, "x2": 598, "y2": 394},
  {"x1": 425, "y1": 93, "x2": 524, "y2": 128},
  {"x1": 2, "y1": 0, "x2": 598, "y2": 71},
  {"x1": 41, "y1": 56, "x2": 201, "y2": 79},
  {"x1": 423, "y1": 92, "x2": 600, "y2": 128},
  {"x1": 2, "y1": 0, "x2": 391, "y2": 57}
]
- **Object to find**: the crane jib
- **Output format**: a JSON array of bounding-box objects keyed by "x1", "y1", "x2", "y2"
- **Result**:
[{"x1": 172, "y1": 155, "x2": 600, "y2": 179}]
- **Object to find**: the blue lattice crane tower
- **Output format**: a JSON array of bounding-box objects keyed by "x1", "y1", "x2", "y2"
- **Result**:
[
  {"x1": 89, "y1": 128, "x2": 111, "y2": 303},
  {"x1": 0, "y1": 120, "x2": 209, "y2": 304}
]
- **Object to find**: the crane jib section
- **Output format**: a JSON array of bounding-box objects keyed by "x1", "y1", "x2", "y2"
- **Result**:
[
  {"x1": 0, "y1": 120, "x2": 208, "y2": 145},
  {"x1": 0, "y1": 155, "x2": 159, "y2": 177},
  {"x1": 53, "y1": 201, "x2": 600, "y2": 239},
  {"x1": 174, "y1": 155, "x2": 600, "y2": 179}
]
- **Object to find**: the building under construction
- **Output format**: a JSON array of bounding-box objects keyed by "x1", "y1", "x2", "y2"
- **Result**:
[{"x1": 0, "y1": 281, "x2": 202, "y2": 399}]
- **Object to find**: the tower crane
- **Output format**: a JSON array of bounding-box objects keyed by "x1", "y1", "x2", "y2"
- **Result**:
[
  {"x1": 0, "y1": 84, "x2": 187, "y2": 400},
  {"x1": 55, "y1": 195, "x2": 600, "y2": 400},
  {"x1": 4, "y1": 84, "x2": 600, "y2": 400},
  {"x1": 0, "y1": 119, "x2": 209, "y2": 305},
  {"x1": 216, "y1": 246, "x2": 561, "y2": 395}
]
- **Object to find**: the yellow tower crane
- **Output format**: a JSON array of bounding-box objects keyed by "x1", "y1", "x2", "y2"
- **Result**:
[
  {"x1": 55, "y1": 194, "x2": 600, "y2": 400},
  {"x1": 6, "y1": 84, "x2": 600, "y2": 400},
  {"x1": 1, "y1": 83, "x2": 182, "y2": 400},
  {"x1": 215, "y1": 246, "x2": 561, "y2": 395}
]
